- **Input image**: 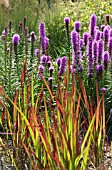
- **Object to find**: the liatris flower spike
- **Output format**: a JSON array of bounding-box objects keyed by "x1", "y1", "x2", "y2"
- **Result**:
[
  {"x1": 103, "y1": 26, "x2": 109, "y2": 45},
  {"x1": 40, "y1": 55, "x2": 47, "y2": 64},
  {"x1": 64, "y1": 17, "x2": 70, "y2": 30},
  {"x1": 12, "y1": 34, "x2": 20, "y2": 45},
  {"x1": 35, "y1": 49, "x2": 39, "y2": 58},
  {"x1": 103, "y1": 51, "x2": 109, "y2": 71},
  {"x1": 71, "y1": 30, "x2": 78, "y2": 52},
  {"x1": 39, "y1": 22, "x2": 46, "y2": 39},
  {"x1": 97, "y1": 40, "x2": 104, "y2": 64},
  {"x1": 38, "y1": 65, "x2": 44, "y2": 72},
  {"x1": 24, "y1": 16, "x2": 27, "y2": 30},
  {"x1": 89, "y1": 14, "x2": 97, "y2": 38},
  {"x1": 108, "y1": 37, "x2": 112, "y2": 59},
  {"x1": 106, "y1": 14, "x2": 110, "y2": 25},
  {"x1": 96, "y1": 64, "x2": 103, "y2": 78},
  {"x1": 9, "y1": 20, "x2": 12, "y2": 33},
  {"x1": 74, "y1": 21, "x2": 80, "y2": 32},
  {"x1": 87, "y1": 36, "x2": 93, "y2": 76},
  {"x1": 101, "y1": 87, "x2": 106, "y2": 93},
  {"x1": 92, "y1": 40, "x2": 98, "y2": 66},
  {"x1": 30, "y1": 31, "x2": 36, "y2": 42},
  {"x1": 83, "y1": 32, "x2": 89, "y2": 46}
]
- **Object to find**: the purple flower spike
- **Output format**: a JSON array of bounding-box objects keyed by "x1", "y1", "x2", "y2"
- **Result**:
[
  {"x1": 48, "y1": 77, "x2": 54, "y2": 81},
  {"x1": 30, "y1": 31, "x2": 36, "y2": 42},
  {"x1": 89, "y1": 14, "x2": 97, "y2": 37},
  {"x1": 108, "y1": 37, "x2": 112, "y2": 62},
  {"x1": 24, "y1": 16, "x2": 27, "y2": 30},
  {"x1": 80, "y1": 39, "x2": 84, "y2": 49},
  {"x1": 41, "y1": 37, "x2": 49, "y2": 53},
  {"x1": 101, "y1": 87, "x2": 106, "y2": 93},
  {"x1": 12, "y1": 34, "x2": 20, "y2": 45},
  {"x1": 83, "y1": 32, "x2": 89, "y2": 46},
  {"x1": 98, "y1": 40, "x2": 104, "y2": 64},
  {"x1": 103, "y1": 26, "x2": 109, "y2": 45},
  {"x1": 103, "y1": 51, "x2": 109, "y2": 70},
  {"x1": 2, "y1": 29, "x2": 6, "y2": 36},
  {"x1": 87, "y1": 72, "x2": 92, "y2": 78},
  {"x1": 19, "y1": 21, "x2": 22, "y2": 27},
  {"x1": 87, "y1": 37, "x2": 93, "y2": 75},
  {"x1": 109, "y1": 29, "x2": 112, "y2": 38},
  {"x1": 64, "y1": 17, "x2": 70, "y2": 24},
  {"x1": 38, "y1": 65, "x2": 44, "y2": 72},
  {"x1": 106, "y1": 14, "x2": 110, "y2": 25},
  {"x1": 74, "y1": 21, "x2": 80, "y2": 32},
  {"x1": 49, "y1": 66, "x2": 54, "y2": 71},
  {"x1": 46, "y1": 56, "x2": 51, "y2": 62},
  {"x1": 40, "y1": 55, "x2": 47, "y2": 64},
  {"x1": 92, "y1": 40, "x2": 98, "y2": 66},
  {"x1": 56, "y1": 58, "x2": 61, "y2": 67},
  {"x1": 71, "y1": 30, "x2": 78, "y2": 52},
  {"x1": 96, "y1": 64, "x2": 103, "y2": 78},
  {"x1": 59, "y1": 56, "x2": 67, "y2": 75},
  {"x1": 35, "y1": 49, "x2": 39, "y2": 58},
  {"x1": 39, "y1": 22, "x2": 46, "y2": 39},
  {"x1": 101, "y1": 25, "x2": 105, "y2": 31},
  {"x1": 95, "y1": 30, "x2": 101, "y2": 41}
]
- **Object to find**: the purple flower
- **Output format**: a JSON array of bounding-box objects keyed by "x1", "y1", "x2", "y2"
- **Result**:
[
  {"x1": 71, "y1": 30, "x2": 78, "y2": 52},
  {"x1": 103, "y1": 51, "x2": 109, "y2": 70},
  {"x1": 12, "y1": 34, "x2": 20, "y2": 45},
  {"x1": 89, "y1": 14, "x2": 97, "y2": 37},
  {"x1": 78, "y1": 64, "x2": 83, "y2": 72},
  {"x1": 30, "y1": 31, "x2": 36, "y2": 42},
  {"x1": 49, "y1": 66, "x2": 54, "y2": 71},
  {"x1": 56, "y1": 58, "x2": 61, "y2": 67},
  {"x1": 87, "y1": 72, "x2": 92, "y2": 78},
  {"x1": 46, "y1": 56, "x2": 51, "y2": 62},
  {"x1": 108, "y1": 38, "x2": 112, "y2": 66},
  {"x1": 9, "y1": 20, "x2": 12, "y2": 32},
  {"x1": 101, "y1": 25, "x2": 105, "y2": 31},
  {"x1": 19, "y1": 21, "x2": 22, "y2": 27},
  {"x1": 95, "y1": 30, "x2": 101, "y2": 41},
  {"x1": 48, "y1": 77, "x2": 54, "y2": 81},
  {"x1": 92, "y1": 40, "x2": 98, "y2": 66},
  {"x1": 38, "y1": 65, "x2": 44, "y2": 72},
  {"x1": 74, "y1": 21, "x2": 80, "y2": 32},
  {"x1": 80, "y1": 39, "x2": 84, "y2": 49},
  {"x1": 59, "y1": 56, "x2": 67, "y2": 75},
  {"x1": 64, "y1": 17, "x2": 70, "y2": 24},
  {"x1": 106, "y1": 14, "x2": 110, "y2": 25},
  {"x1": 40, "y1": 55, "x2": 47, "y2": 64},
  {"x1": 87, "y1": 36, "x2": 93, "y2": 75},
  {"x1": 0, "y1": 36, "x2": 1, "y2": 40},
  {"x1": 35, "y1": 49, "x2": 39, "y2": 58},
  {"x1": 103, "y1": 26, "x2": 109, "y2": 45},
  {"x1": 39, "y1": 22, "x2": 46, "y2": 39},
  {"x1": 42, "y1": 37, "x2": 49, "y2": 53},
  {"x1": 96, "y1": 64, "x2": 103, "y2": 78},
  {"x1": 47, "y1": 61, "x2": 51, "y2": 67},
  {"x1": 2, "y1": 29, "x2": 6, "y2": 36},
  {"x1": 83, "y1": 32, "x2": 89, "y2": 46},
  {"x1": 101, "y1": 87, "x2": 106, "y2": 93},
  {"x1": 109, "y1": 29, "x2": 112, "y2": 38},
  {"x1": 97, "y1": 40, "x2": 104, "y2": 64},
  {"x1": 24, "y1": 26, "x2": 28, "y2": 36},
  {"x1": 24, "y1": 16, "x2": 27, "y2": 30}
]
